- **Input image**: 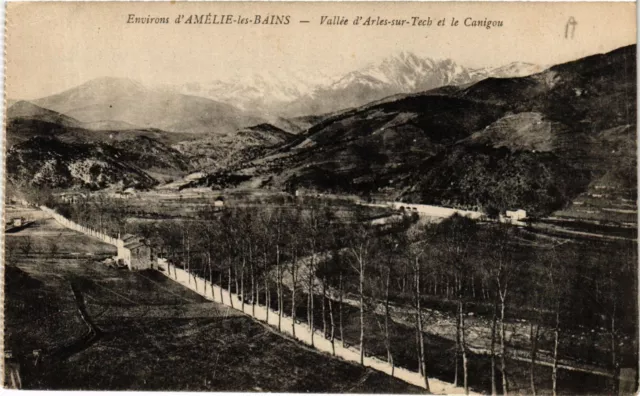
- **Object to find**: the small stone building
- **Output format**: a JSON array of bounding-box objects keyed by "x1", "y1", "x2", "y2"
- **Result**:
[{"x1": 116, "y1": 234, "x2": 152, "y2": 270}]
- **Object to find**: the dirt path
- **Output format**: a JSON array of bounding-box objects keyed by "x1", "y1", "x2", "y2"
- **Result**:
[{"x1": 48, "y1": 282, "x2": 103, "y2": 361}]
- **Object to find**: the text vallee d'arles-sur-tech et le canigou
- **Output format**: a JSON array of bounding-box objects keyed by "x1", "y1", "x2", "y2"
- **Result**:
[{"x1": 126, "y1": 13, "x2": 504, "y2": 29}]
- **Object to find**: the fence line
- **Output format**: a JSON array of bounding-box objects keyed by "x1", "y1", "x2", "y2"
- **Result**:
[
  {"x1": 156, "y1": 261, "x2": 477, "y2": 395},
  {"x1": 40, "y1": 206, "x2": 120, "y2": 246}
]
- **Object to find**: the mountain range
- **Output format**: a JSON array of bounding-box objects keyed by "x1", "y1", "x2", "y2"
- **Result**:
[
  {"x1": 13, "y1": 53, "x2": 544, "y2": 135},
  {"x1": 6, "y1": 45, "x2": 636, "y2": 218},
  {"x1": 198, "y1": 45, "x2": 636, "y2": 217},
  {"x1": 166, "y1": 52, "x2": 544, "y2": 117}
]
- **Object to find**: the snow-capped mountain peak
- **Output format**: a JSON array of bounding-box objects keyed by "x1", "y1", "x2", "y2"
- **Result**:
[
  {"x1": 348, "y1": 52, "x2": 474, "y2": 93},
  {"x1": 164, "y1": 53, "x2": 543, "y2": 117}
]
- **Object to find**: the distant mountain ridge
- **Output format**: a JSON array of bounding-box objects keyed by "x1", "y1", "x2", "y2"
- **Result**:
[
  {"x1": 163, "y1": 69, "x2": 331, "y2": 114},
  {"x1": 18, "y1": 54, "x2": 544, "y2": 130},
  {"x1": 161, "y1": 53, "x2": 544, "y2": 117},
  {"x1": 31, "y1": 77, "x2": 263, "y2": 134}
]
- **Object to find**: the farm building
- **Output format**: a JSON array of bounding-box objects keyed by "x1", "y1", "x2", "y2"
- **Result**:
[
  {"x1": 214, "y1": 197, "x2": 225, "y2": 207},
  {"x1": 10, "y1": 218, "x2": 24, "y2": 227},
  {"x1": 116, "y1": 234, "x2": 152, "y2": 270},
  {"x1": 505, "y1": 209, "x2": 527, "y2": 221},
  {"x1": 5, "y1": 217, "x2": 33, "y2": 233}
]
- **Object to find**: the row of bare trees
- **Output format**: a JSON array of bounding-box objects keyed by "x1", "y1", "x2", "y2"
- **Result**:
[{"x1": 55, "y1": 198, "x2": 636, "y2": 395}]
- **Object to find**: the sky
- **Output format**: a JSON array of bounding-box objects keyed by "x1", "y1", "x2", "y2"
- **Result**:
[{"x1": 6, "y1": 1, "x2": 636, "y2": 100}]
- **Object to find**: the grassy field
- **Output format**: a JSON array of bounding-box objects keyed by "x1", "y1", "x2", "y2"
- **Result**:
[{"x1": 4, "y1": 206, "x2": 421, "y2": 392}]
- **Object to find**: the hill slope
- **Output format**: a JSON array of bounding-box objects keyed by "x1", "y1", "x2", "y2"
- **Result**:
[
  {"x1": 7, "y1": 101, "x2": 82, "y2": 128},
  {"x1": 5, "y1": 104, "x2": 296, "y2": 190},
  {"x1": 5, "y1": 102, "x2": 85, "y2": 147},
  {"x1": 172, "y1": 123, "x2": 296, "y2": 171},
  {"x1": 6, "y1": 136, "x2": 158, "y2": 190},
  {"x1": 5, "y1": 106, "x2": 194, "y2": 189}
]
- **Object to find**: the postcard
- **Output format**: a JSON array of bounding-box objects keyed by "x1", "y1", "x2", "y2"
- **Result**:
[{"x1": 3, "y1": 1, "x2": 637, "y2": 394}]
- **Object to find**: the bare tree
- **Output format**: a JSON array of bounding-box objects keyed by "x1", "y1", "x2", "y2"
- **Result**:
[
  {"x1": 339, "y1": 269, "x2": 345, "y2": 347},
  {"x1": 482, "y1": 223, "x2": 526, "y2": 396},
  {"x1": 345, "y1": 212, "x2": 376, "y2": 366},
  {"x1": 412, "y1": 245, "x2": 429, "y2": 392},
  {"x1": 179, "y1": 221, "x2": 195, "y2": 288},
  {"x1": 221, "y1": 210, "x2": 241, "y2": 309},
  {"x1": 606, "y1": 243, "x2": 634, "y2": 395},
  {"x1": 529, "y1": 320, "x2": 540, "y2": 396},
  {"x1": 406, "y1": 222, "x2": 439, "y2": 393},
  {"x1": 199, "y1": 219, "x2": 218, "y2": 299},
  {"x1": 301, "y1": 204, "x2": 332, "y2": 347},
  {"x1": 433, "y1": 214, "x2": 479, "y2": 395},
  {"x1": 543, "y1": 248, "x2": 563, "y2": 396},
  {"x1": 158, "y1": 221, "x2": 182, "y2": 279},
  {"x1": 271, "y1": 208, "x2": 286, "y2": 330},
  {"x1": 490, "y1": 286, "x2": 499, "y2": 396},
  {"x1": 523, "y1": 260, "x2": 545, "y2": 396},
  {"x1": 374, "y1": 232, "x2": 407, "y2": 375},
  {"x1": 288, "y1": 208, "x2": 303, "y2": 337}
]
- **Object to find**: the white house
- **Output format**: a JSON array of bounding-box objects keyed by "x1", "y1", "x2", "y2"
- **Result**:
[{"x1": 505, "y1": 209, "x2": 527, "y2": 221}]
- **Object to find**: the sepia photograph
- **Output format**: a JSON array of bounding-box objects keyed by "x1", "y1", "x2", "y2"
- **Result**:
[{"x1": 2, "y1": 1, "x2": 637, "y2": 394}]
